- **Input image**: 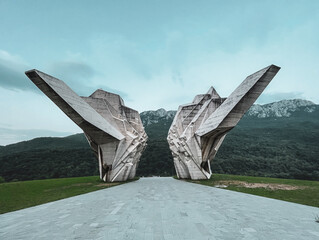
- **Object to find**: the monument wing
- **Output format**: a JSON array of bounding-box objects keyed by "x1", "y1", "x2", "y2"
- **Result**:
[
  {"x1": 168, "y1": 65, "x2": 280, "y2": 180},
  {"x1": 25, "y1": 69, "x2": 124, "y2": 144},
  {"x1": 196, "y1": 65, "x2": 280, "y2": 137},
  {"x1": 25, "y1": 69, "x2": 147, "y2": 182}
]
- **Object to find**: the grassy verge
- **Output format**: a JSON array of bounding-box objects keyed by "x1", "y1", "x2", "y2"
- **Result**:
[
  {"x1": 186, "y1": 174, "x2": 319, "y2": 208},
  {"x1": 0, "y1": 176, "x2": 138, "y2": 214}
]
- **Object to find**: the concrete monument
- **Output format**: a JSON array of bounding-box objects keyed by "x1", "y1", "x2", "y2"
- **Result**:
[
  {"x1": 167, "y1": 65, "x2": 280, "y2": 180},
  {"x1": 25, "y1": 69, "x2": 147, "y2": 182}
]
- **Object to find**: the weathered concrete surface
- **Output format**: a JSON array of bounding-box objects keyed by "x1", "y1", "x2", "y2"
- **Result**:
[
  {"x1": 25, "y1": 70, "x2": 147, "y2": 182},
  {"x1": 1, "y1": 177, "x2": 318, "y2": 240},
  {"x1": 168, "y1": 65, "x2": 280, "y2": 180}
]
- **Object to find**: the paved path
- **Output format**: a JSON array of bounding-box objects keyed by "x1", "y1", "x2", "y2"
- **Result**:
[{"x1": 1, "y1": 177, "x2": 319, "y2": 239}]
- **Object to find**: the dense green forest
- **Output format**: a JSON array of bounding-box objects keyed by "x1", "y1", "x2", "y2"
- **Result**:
[
  {"x1": 0, "y1": 134, "x2": 97, "y2": 181},
  {"x1": 0, "y1": 103, "x2": 318, "y2": 182},
  {"x1": 212, "y1": 116, "x2": 319, "y2": 180},
  {"x1": 137, "y1": 112, "x2": 175, "y2": 177}
]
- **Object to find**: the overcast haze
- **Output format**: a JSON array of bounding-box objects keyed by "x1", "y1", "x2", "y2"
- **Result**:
[{"x1": 1, "y1": 0, "x2": 319, "y2": 145}]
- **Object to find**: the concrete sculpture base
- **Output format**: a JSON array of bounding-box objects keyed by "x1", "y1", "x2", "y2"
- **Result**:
[
  {"x1": 167, "y1": 65, "x2": 280, "y2": 180},
  {"x1": 25, "y1": 70, "x2": 147, "y2": 182}
]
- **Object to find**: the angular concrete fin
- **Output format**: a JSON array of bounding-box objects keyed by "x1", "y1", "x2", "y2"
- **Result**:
[
  {"x1": 25, "y1": 69, "x2": 124, "y2": 142},
  {"x1": 196, "y1": 65, "x2": 280, "y2": 137},
  {"x1": 207, "y1": 86, "x2": 221, "y2": 99},
  {"x1": 89, "y1": 89, "x2": 125, "y2": 106}
]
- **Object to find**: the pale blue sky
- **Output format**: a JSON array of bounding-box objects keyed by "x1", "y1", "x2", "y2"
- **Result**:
[{"x1": 1, "y1": 0, "x2": 319, "y2": 145}]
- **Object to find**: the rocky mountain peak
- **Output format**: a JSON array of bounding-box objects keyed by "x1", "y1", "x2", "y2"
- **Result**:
[
  {"x1": 247, "y1": 99, "x2": 316, "y2": 118},
  {"x1": 140, "y1": 108, "x2": 176, "y2": 126},
  {"x1": 140, "y1": 99, "x2": 318, "y2": 126}
]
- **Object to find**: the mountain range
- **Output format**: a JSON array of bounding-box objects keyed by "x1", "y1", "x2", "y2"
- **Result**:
[{"x1": 0, "y1": 99, "x2": 318, "y2": 181}]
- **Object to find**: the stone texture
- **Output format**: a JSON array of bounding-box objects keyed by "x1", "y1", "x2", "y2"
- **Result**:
[
  {"x1": 1, "y1": 177, "x2": 318, "y2": 240},
  {"x1": 167, "y1": 65, "x2": 280, "y2": 180},
  {"x1": 25, "y1": 69, "x2": 147, "y2": 182}
]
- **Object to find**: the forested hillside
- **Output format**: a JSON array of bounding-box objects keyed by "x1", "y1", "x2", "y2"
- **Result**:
[
  {"x1": 0, "y1": 99, "x2": 318, "y2": 182},
  {"x1": 0, "y1": 134, "x2": 97, "y2": 181},
  {"x1": 137, "y1": 109, "x2": 175, "y2": 176},
  {"x1": 212, "y1": 113, "x2": 319, "y2": 180}
]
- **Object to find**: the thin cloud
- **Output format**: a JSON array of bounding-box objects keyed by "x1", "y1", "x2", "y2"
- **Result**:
[
  {"x1": 0, "y1": 53, "x2": 129, "y2": 99},
  {"x1": 0, "y1": 50, "x2": 37, "y2": 92},
  {"x1": 47, "y1": 60, "x2": 129, "y2": 98}
]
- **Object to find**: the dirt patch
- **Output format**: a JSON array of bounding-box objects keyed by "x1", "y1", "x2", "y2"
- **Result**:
[
  {"x1": 44, "y1": 183, "x2": 94, "y2": 192},
  {"x1": 70, "y1": 183, "x2": 93, "y2": 187},
  {"x1": 214, "y1": 180, "x2": 308, "y2": 190},
  {"x1": 59, "y1": 183, "x2": 94, "y2": 189},
  {"x1": 95, "y1": 183, "x2": 119, "y2": 187}
]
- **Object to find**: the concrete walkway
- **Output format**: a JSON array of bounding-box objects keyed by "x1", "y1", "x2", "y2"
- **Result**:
[{"x1": 0, "y1": 177, "x2": 319, "y2": 239}]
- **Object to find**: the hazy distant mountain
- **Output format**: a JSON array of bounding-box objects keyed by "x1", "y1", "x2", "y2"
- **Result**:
[
  {"x1": 0, "y1": 128, "x2": 74, "y2": 146},
  {"x1": 140, "y1": 99, "x2": 319, "y2": 121},
  {"x1": 0, "y1": 99, "x2": 318, "y2": 181}
]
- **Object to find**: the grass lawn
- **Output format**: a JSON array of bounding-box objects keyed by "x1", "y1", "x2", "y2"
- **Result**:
[
  {"x1": 0, "y1": 176, "x2": 136, "y2": 214},
  {"x1": 186, "y1": 174, "x2": 319, "y2": 208}
]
